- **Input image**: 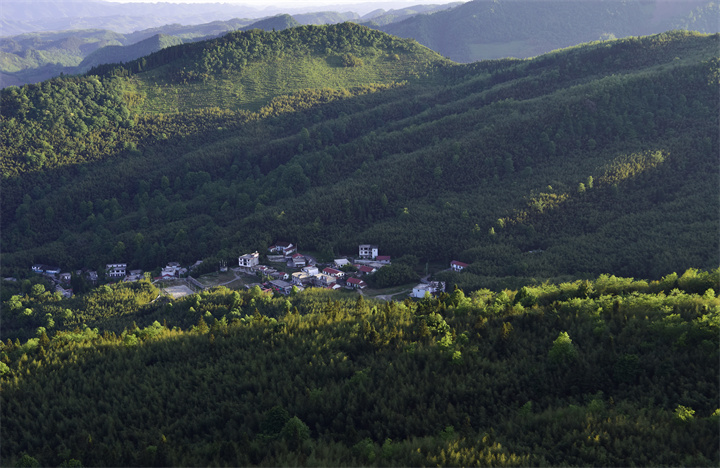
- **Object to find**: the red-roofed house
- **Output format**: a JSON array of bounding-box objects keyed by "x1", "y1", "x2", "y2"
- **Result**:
[
  {"x1": 357, "y1": 265, "x2": 376, "y2": 275},
  {"x1": 322, "y1": 267, "x2": 344, "y2": 278},
  {"x1": 376, "y1": 255, "x2": 391, "y2": 264},
  {"x1": 451, "y1": 260, "x2": 469, "y2": 272},
  {"x1": 291, "y1": 253, "x2": 307, "y2": 267},
  {"x1": 346, "y1": 277, "x2": 367, "y2": 290}
]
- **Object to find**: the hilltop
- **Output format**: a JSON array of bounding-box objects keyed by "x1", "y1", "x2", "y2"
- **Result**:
[
  {"x1": 88, "y1": 23, "x2": 448, "y2": 112},
  {"x1": 0, "y1": 28, "x2": 717, "y2": 288}
]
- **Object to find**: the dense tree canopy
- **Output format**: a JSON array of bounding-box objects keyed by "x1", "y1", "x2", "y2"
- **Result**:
[{"x1": 1, "y1": 269, "x2": 718, "y2": 466}]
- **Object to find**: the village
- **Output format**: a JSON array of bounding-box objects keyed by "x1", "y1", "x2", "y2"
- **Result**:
[{"x1": 27, "y1": 242, "x2": 471, "y2": 301}]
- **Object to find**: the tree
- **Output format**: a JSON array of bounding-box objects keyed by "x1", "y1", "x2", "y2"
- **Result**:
[
  {"x1": 548, "y1": 331, "x2": 577, "y2": 364},
  {"x1": 281, "y1": 416, "x2": 310, "y2": 450},
  {"x1": 30, "y1": 284, "x2": 45, "y2": 297}
]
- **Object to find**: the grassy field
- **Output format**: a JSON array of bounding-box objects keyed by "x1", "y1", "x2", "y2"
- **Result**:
[{"x1": 134, "y1": 52, "x2": 442, "y2": 114}]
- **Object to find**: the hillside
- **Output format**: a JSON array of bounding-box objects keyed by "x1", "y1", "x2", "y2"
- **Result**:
[
  {"x1": 1, "y1": 270, "x2": 718, "y2": 466},
  {"x1": 378, "y1": 0, "x2": 718, "y2": 62},
  {"x1": 79, "y1": 34, "x2": 184, "y2": 70},
  {"x1": 91, "y1": 23, "x2": 448, "y2": 113},
  {"x1": 0, "y1": 29, "x2": 717, "y2": 287},
  {"x1": 357, "y1": 2, "x2": 462, "y2": 27}
]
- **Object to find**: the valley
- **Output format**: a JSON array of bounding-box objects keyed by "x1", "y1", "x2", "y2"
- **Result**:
[{"x1": 0, "y1": 13, "x2": 718, "y2": 468}]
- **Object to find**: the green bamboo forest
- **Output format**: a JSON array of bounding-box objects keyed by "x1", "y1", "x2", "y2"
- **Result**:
[{"x1": 1, "y1": 21, "x2": 718, "y2": 467}]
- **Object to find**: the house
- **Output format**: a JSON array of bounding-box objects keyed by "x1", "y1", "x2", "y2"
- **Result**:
[
  {"x1": 411, "y1": 281, "x2": 445, "y2": 298},
  {"x1": 291, "y1": 253, "x2": 307, "y2": 268},
  {"x1": 32, "y1": 264, "x2": 61, "y2": 275},
  {"x1": 334, "y1": 258, "x2": 350, "y2": 268},
  {"x1": 86, "y1": 271, "x2": 98, "y2": 283},
  {"x1": 322, "y1": 267, "x2": 344, "y2": 278},
  {"x1": 268, "y1": 242, "x2": 297, "y2": 257},
  {"x1": 59, "y1": 272, "x2": 72, "y2": 284},
  {"x1": 270, "y1": 279, "x2": 293, "y2": 295},
  {"x1": 106, "y1": 263, "x2": 127, "y2": 278},
  {"x1": 291, "y1": 272, "x2": 313, "y2": 286},
  {"x1": 301, "y1": 265, "x2": 319, "y2": 276},
  {"x1": 314, "y1": 273, "x2": 336, "y2": 287},
  {"x1": 271, "y1": 271, "x2": 290, "y2": 280},
  {"x1": 357, "y1": 265, "x2": 376, "y2": 275},
  {"x1": 346, "y1": 277, "x2": 367, "y2": 289},
  {"x1": 450, "y1": 260, "x2": 469, "y2": 272},
  {"x1": 358, "y1": 244, "x2": 379, "y2": 260},
  {"x1": 376, "y1": 255, "x2": 391, "y2": 264},
  {"x1": 327, "y1": 283, "x2": 343, "y2": 290},
  {"x1": 239, "y1": 251, "x2": 260, "y2": 269},
  {"x1": 162, "y1": 263, "x2": 181, "y2": 278}
]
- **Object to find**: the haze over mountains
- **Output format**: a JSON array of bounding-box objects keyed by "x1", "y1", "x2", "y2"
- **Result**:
[{"x1": 1, "y1": 0, "x2": 717, "y2": 87}]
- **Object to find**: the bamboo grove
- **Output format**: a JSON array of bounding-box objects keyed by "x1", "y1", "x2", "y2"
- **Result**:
[{"x1": 1, "y1": 269, "x2": 718, "y2": 466}]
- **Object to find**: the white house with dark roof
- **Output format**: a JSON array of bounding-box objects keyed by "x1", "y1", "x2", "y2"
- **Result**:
[{"x1": 106, "y1": 263, "x2": 127, "y2": 278}]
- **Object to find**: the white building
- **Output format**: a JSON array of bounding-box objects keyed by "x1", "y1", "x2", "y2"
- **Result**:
[
  {"x1": 411, "y1": 281, "x2": 445, "y2": 298},
  {"x1": 106, "y1": 263, "x2": 127, "y2": 278},
  {"x1": 238, "y1": 251, "x2": 260, "y2": 269},
  {"x1": 301, "y1": 265, "x2": 319, "y2": 276},
  {"x1": 359, "y1": 244, "x2": 379, "y2": 260}
]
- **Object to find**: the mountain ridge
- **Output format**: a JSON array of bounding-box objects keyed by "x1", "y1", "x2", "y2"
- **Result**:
[{"x1": 1, "y1": 28, "x2": 716, "y2": 286}]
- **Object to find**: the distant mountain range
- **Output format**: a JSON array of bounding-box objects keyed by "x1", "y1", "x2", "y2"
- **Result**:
[
  {"x1": 377, "y1": 0, "x2": 719, "y2": 62},
  {"x1": 0, "y1": 3, "x2": 457, "y2": 87}
]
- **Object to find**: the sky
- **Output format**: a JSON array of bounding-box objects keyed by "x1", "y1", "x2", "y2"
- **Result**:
[
  {"x1": 101, "y1": 0, "x2": 463, "y2": 6},
  {"x1": 101, "y1": 0, "x2": 457, "y2": 4}
]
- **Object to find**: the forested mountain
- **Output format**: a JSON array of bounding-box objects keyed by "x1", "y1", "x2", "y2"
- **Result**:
[
  {"x1": 78, "y1": 34, "x2": 185, "y2": 71},
  {"x1": 1, "y1": 269, "x2": 718, "y2": 466},
  {"x1": 0, "y1": 22, "x2": 718, "y2": 468},
  {"x1": 378, "y1": 0, "x2": 719, "y2": 62},
  {"x1": 1, "y1": 15, "x2": 305, "y2": 88},
  {"x1": 1, "y1": 26, "x2": 717, "y2": 286},
  {"x1": 357, "y1": 2, "x2": 462, "y2": 27}
]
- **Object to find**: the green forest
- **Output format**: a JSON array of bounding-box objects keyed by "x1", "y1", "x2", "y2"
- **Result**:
[
  {"x1": 1, "y1": 269, "x2": 718, "y2": 466},
  {"x1": 0, "y1": 23, "x2": 718, "y2": 467},
  {"x1": 1, "y1": 28, "x2": 717, "y2": 284}
]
